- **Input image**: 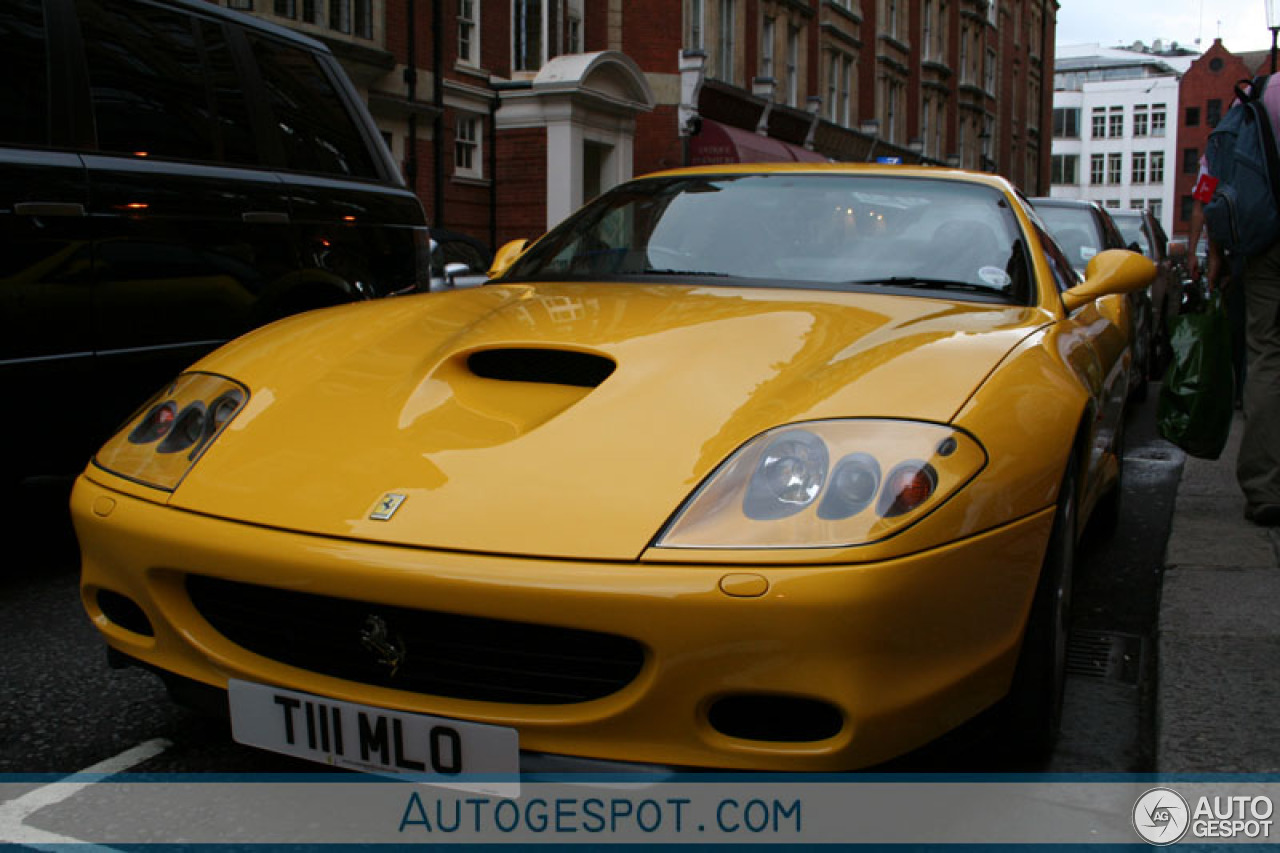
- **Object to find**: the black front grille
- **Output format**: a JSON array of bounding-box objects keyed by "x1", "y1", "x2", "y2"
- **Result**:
[{"x1": 186, "y1": 575, "x2": 646, "y2": 704}]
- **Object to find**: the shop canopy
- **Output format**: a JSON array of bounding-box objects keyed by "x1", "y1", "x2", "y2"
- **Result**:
[{"x1": 689, "y1": 120, "x2": 830, "y2": 165}]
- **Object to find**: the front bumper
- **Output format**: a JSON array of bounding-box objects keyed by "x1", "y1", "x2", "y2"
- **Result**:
[{"x1": 73, "y1": 474, "x2": 1054, "y2": 772}]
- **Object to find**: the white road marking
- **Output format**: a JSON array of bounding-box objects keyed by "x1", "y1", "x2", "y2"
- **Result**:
[{"x1": 0, "y1": 738, "x2": 171, "y2": 848}]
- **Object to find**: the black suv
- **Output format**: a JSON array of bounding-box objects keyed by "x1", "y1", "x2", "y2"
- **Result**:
[{"x1": 1, "y1": 0, "x2": 429, "y2": 485}]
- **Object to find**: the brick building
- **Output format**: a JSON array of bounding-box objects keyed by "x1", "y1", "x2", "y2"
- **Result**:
[
  {"x1": 214, "y1": 0, "x2": 1058, "y2": 254},
  {"x1": 1172, "y1": 39, "x2": 1269, "y2": 242}
]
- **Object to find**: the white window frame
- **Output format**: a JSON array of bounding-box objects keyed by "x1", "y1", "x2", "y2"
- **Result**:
[
  {"x1": 827, "y1": 50, "x2": 838, "y2": 121},
  {"x1": 688, "y1": 0, "x2": 705, "y2": 50},
  {"x1": 885, "y1": 77, "x2": 901, "y2": 144},
  {"x1": 1133, "y1": 105, "x2": 1149, "y2": 137},
  {"x1": 1132, "y1": 151, "x2": 1147, "y2": 184},
  {"x1": 761, "y1": 16, "x2": 775, "y2": 80},
  {"x1": 458, "y1": 0, "x2": 479, "y2": 66},
  {"x1": 567, "y1": 10, "x2": 581, "y2": 53},
  {"x1": 513, "y1": 0, "x2": 563, "y2": 74},
  {"x1": 922, "y1": 0, "x2": 934, "y2": 61},
  {"x1": 1149, "y1": 151, "x2": 1165, "y2": 183},
  {"x1": 454, "y1": 114, "x2": 482, "y2": 179},
  {"x1": 922, "y1": 96, "x2": 931, "y2": 156},
  {"x1": 1107, "y1": 152, "x2": 1122, "y2": 184},
  {"x1": 785, "y1": 23, "x2": 799, "y2": 107},
  {"x1": 1151, "y1": 105, "x2": 1167, "y2": 137},
  {"x1": 715, "y1": 0, "x2": 736, "y2": 83}
]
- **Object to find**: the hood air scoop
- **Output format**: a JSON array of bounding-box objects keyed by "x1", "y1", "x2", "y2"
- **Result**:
[{"x1": 467, "y1": 348, "x2": 615, "y2": 388}]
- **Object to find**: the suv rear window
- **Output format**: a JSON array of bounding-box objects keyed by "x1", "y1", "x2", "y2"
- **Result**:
[
  {"x1": 250, "y1": 34, "x2": 379, "y2": 179},
  {"x1": 0, "y1": 0, "x2": 49, "y2": 147}
]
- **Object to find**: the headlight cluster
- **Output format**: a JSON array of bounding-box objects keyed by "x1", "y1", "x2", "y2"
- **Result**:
[
  {"x1": 657, "y1": 420, "x2": 986, "y2": 549},
  {"x1": 94, "y1": 373, "x2": 248, "y2": 491}
]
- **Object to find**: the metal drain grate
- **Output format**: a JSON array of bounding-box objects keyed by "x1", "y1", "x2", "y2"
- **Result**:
[{"x1": 1066, "y1": 630, "x2": 1145, "y2": 685}]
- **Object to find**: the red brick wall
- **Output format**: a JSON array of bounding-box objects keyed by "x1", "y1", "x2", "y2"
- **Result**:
[
  {"x1": 635, "y1": 106, "x2": 685, "y2": 176},
  {"x1": 1174, "y1": 40, "x2": 1255, "y2": 238},
  {"x1": 621, "y1": 0, "x2": 681, "y2": 72},
  {"x1": 383, "y1": 0, "x2": 408, "y2": 62},
  {"x1": 584, "y1": 0, "x2": 610, "y2": 52},
  {"x1": 494, "y1": 128, "x2": 549, "y2": 245},
  {"x1": 406, "y1": 132, "x2": 434, "y2": 222},
  {"x1": 482, "y1": 0, "x2": 511, "y2": 78}
]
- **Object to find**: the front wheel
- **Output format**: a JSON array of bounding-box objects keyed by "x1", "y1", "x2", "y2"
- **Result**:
[{"x1": 1002, "y1": 460, "x2": 1077, "y2": 758}]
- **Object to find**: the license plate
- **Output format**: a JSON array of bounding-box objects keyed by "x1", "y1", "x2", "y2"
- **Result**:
[{"x1": 228, "y1": 679, "x2": 519, "y2": 795}]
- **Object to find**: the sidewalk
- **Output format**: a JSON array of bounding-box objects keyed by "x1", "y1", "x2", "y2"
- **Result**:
[{"x1": 1157, "y1": 413, "x2": 1280, "y2": 772}]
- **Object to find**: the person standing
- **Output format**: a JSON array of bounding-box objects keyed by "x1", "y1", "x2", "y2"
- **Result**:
[{"x1": 1188, "y1": 76, "x2": 1280, "y2": 527}]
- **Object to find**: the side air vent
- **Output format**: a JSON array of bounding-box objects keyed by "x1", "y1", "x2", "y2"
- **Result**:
[{"x1": 468, "y1": 348, "x2": 615, "y2": 388}]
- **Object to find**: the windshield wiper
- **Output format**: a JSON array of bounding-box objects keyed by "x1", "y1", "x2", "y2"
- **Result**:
[
  {"x1": 845, "y1": 276, "x2": 997, "y2": 293},
  {"x1": 641, "y1": 268, "x2": 730, "y2": 277}
]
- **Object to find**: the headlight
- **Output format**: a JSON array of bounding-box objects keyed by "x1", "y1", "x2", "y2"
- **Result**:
[
  {"x1": 656, "y1": 420, "x2": 986, "y2": 549},
  {"x1": 94, "y1": 372, "x2": 248, "y2": 491}
]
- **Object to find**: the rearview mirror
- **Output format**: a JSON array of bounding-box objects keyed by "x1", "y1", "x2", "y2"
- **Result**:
[
  {"x1": 488, "y1": 239, "x2": 531, "y2": 279},
  {"x1": 1061, "y1": 249, "x2": 1156, "y2": 312}
]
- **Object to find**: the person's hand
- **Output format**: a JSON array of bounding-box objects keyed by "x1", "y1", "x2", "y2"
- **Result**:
[{"x1": 1206, "y1": 248, "x2": 1224, "y2": 292}]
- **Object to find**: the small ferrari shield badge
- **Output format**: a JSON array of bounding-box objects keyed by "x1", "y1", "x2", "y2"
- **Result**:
[{"x1": 369, "y1": 492, "x2": 407, "y2": 521}]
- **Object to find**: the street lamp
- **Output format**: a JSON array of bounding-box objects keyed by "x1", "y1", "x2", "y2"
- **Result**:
[{"x1": 1268, "y1": 0, "x2": 1280, "y2": 73}]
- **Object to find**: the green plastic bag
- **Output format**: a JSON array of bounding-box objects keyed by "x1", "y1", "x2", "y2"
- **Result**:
[{"x1": 1157, "y1": 291, "x2": 1235, "y2": 459}]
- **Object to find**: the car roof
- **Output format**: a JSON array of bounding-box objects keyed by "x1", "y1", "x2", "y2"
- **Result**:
[
  {"x1": 160, "y1": 0, "x2": 330, "y2": 52},
  {"x1": 1027, "y1": 197, "x2": 1101, "y2": 210},
  {"x1": 642, "y1": 163, "x2": 1016, "y2": 192}
]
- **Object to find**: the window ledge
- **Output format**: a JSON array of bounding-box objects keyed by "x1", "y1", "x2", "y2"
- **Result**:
[{"x1": 454, "y1": 63, "x2": 492, "y2": 82}]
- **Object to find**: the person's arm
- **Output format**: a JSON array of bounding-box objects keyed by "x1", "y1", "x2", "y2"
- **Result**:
[{"x1": 1186, "y1": 197, "x2": 1205, "y2": 281}]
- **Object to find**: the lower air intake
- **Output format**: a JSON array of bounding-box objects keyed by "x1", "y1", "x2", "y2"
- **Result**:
[{"x1": 186, "y1": 575, "x2": 645, "y2": 704}]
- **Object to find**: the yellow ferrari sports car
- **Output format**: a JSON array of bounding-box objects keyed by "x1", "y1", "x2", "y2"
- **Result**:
[{"x1": 74, "y1": 165, "x2": 1154, "y2": 776}]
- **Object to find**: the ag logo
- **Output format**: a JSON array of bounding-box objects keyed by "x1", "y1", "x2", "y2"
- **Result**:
[{"x1": 1133, "y1": 787, "x2": 1190, "y2": 845}]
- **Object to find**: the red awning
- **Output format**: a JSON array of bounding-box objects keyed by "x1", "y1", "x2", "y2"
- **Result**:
[{"x1": 689, "y1": 120, "x2": 829, "y2": 165}]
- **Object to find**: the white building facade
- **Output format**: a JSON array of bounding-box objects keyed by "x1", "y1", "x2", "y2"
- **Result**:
[{"x1": 1049, "y1": 48, "x2": 1188, "y2": 238}]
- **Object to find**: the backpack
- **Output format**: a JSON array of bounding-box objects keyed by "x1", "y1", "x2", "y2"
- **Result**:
[{"x1": 1202, "y1": 75, "x2": 1280, "y2": 259}]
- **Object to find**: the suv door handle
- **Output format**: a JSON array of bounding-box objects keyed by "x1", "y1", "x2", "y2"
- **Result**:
[
  {"x1": 14, "y1": 202, "x2": 87, "y2": 217},
  {"x1": 242, "y1": 211, "x2": 290, "y2": 224}
]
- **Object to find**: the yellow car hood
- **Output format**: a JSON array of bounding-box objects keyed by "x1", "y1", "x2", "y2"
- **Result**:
[{"x1": 171, "y1": 283, "x2": 1047, "y2": 560}]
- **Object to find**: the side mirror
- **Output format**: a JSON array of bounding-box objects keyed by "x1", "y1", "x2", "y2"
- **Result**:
[
  {"x1": 443, "y1": 262, "x2": 469, "y2": 288},
  {"x1": 1061, "y1": 249, "x2": 1156, "y2": 312},
  {"x1": 488, "y1": 239, "x2": 531, "y2": 279}
]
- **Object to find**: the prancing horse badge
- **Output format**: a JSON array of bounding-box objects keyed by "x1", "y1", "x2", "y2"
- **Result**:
[{"x1": 369, "y1": 492, "x2": 407, "y2": 521}]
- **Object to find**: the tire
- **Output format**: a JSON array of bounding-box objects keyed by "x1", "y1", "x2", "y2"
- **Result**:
[{"x1": 1002, "y1": 458, "x2": 1077, "y2": 759}]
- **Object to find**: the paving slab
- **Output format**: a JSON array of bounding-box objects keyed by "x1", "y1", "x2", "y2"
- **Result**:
[{"x1": 1157, "y1": 414, "x2": 1280, "y2": 772}]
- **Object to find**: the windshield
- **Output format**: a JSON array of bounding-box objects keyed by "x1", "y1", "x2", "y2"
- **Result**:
[
  {"x1": 1033, "y1": 204, "x2": 1104, "y2": 275},
  {"x1": 501, "y1": 174, "x2": 1034, "y2": 304}
]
